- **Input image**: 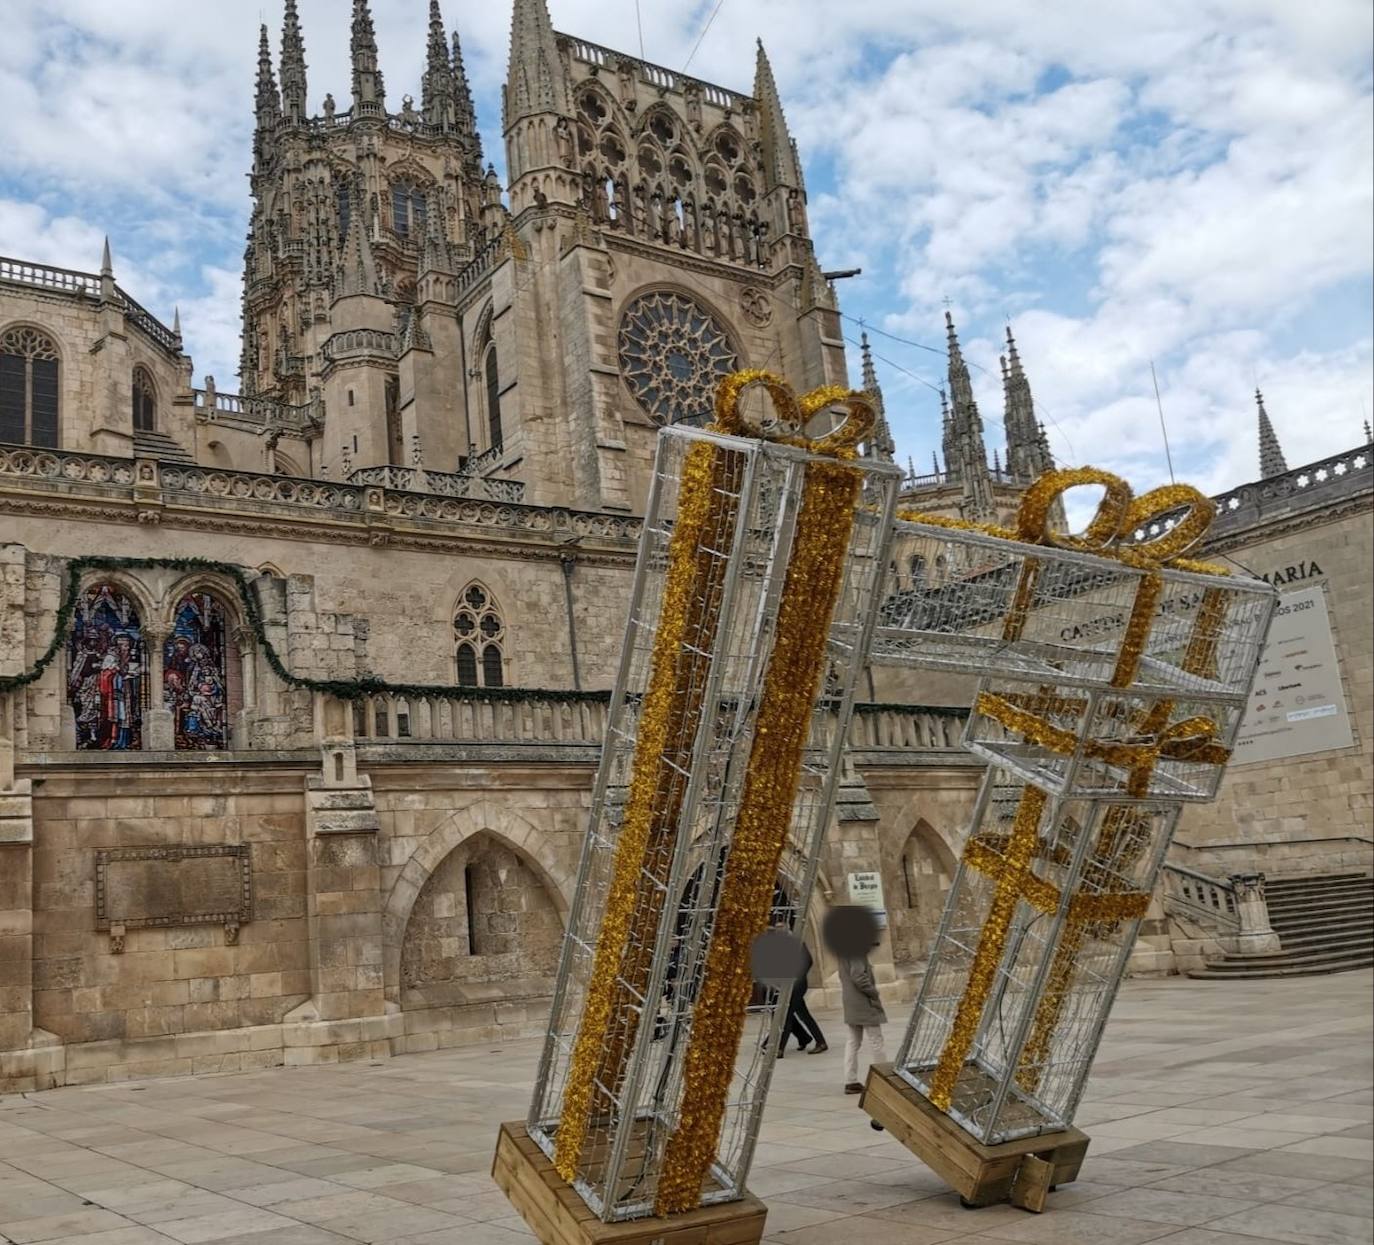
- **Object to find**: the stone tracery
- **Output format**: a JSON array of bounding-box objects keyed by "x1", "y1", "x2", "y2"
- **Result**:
[{"x1": 617, "y1": 290, "x2": 739, "y2": 426}]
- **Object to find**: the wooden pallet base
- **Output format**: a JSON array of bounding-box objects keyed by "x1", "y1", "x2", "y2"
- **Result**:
[
  {"x1": 859, "y1": 1064, "x2": 1089, "y2": 1213},
  {"x1": 492, "y1": 1122, "x2": 768, "y2": 1245}
]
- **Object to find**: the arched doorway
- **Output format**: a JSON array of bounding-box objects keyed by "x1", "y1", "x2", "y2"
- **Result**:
[
  {"x1": 399, "y1": 832, "x2": 562, "y2": 1008},
  {"x1": 890, "y1": 819, "x2": 955, "y2": 968}
]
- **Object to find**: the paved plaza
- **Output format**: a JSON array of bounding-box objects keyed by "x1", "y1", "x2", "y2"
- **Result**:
[{"x1": 0, "y1": 972, "x2": 1370, "y2": 1245}]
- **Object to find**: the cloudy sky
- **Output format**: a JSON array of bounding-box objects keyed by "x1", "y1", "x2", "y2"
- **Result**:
[{"x1": 2, "y1": 0, "x2": 1370, "y2": 500}]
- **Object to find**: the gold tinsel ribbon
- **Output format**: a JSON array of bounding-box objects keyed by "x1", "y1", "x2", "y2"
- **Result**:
[
  {"x1": 554, "y1": 370, "x2": 874, "y2": 1200},
  {"x1": 653, "y1": 373, "x2": 873, "y2": 1215},
  {"x1": 974, "y1": 691, "x2": 1233, "y2": 800},
  {"x1": 554, "y1": 435, "x2": 741, "y2": 1181}
]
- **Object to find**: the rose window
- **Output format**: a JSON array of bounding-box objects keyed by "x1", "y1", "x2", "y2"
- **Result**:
[{"x1": 618, "y1": 291, "x2": 739, "y2": 426}]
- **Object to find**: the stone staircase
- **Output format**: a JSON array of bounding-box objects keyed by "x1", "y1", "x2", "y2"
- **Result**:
[
  {"x1": 1190, "y1": 873, "x2": 1374, "y2": 979},
  {"x1": 133, "y1": 428, "x2": 195, "y2": 463}
]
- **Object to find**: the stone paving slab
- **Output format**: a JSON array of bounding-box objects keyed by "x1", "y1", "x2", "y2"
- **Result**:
[{"x1": 0, "y1": 972, "x2": 1369, "y2": 1244}]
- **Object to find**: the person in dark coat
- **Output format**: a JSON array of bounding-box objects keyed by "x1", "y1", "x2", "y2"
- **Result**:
[{"x1": 780, "y1": 941, "x2": 827, "y2": 1055}]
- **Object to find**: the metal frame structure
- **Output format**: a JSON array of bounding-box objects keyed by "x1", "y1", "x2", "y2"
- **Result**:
[
  {"x1": 527, "y1": 423, "x2": 900, "y2": 1221},
  {"x1": 874, "y1": 513, "x2": 1276, "y2": 1147}
]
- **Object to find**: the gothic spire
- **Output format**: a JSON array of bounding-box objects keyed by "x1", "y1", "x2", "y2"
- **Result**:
[
  {"x1": 1002, "y1": 324, "x2": 1048, "y2": 483},
  {"x1": 753, "y1": 40, "x2": 803, "y2": 192},
  {"x1": 860, "y1": 331, "x2": 879, "y2": 391},
  {"x1": 337, "y1": 182, "x2": 380, "y2": 298},
  {"x1": 255, "y1": 24, "x2": 281, "y2": 130},
  {"x1": 451, "y1": 27, "x2": 481, "y2": 160},
  {"x1": 943, "y1": 312, "x2": 993, "y2": 517},
  {"x1": 422, "y1": 0, "x2": 455, "y2": 129},
  {"x1": 505, "y1": 0, "x2": 567, "y2": 127},
  {"x1": 1256, "y1": 389, "x2": 1288, "y2": 478},
  {"x1": 857, "y1": 333, "x2": 895, "y2": 462},
  {"x1": 350, "y1": 0, "x2": 385, "y2": 116},
  {"x1": 280, "y1": 0, "x2": 308, "y2": 124}
]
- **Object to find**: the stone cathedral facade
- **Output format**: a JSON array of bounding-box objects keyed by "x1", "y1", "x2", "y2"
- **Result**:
[{"x1": 0, "y1": 0, "x2": 1368, "y2": 1091}]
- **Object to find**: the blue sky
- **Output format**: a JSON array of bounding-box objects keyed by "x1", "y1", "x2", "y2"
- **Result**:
[{"x1": 1, "y1": 0, "x2": 1370, "y2": 503}]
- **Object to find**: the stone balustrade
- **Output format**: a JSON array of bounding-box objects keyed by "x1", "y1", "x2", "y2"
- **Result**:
[
  {"x1": 0, "y1": 254, "x2": 180, "y2": 357},
  {"x1": 0, "y1": 441, "x2": 641, "y2": 548},
  {"x1": 191, "y1": 383, "x2": 323, "y2": 437},
  {"x1": 332, "y1": 690, "x2": 968, "y2": 760},
  {"x1": 347, "y1": 464, "x2": 525, "y2": 504},
  {"x1": 1161, "y1": 862, "x2": 1241, "y2": 935}
]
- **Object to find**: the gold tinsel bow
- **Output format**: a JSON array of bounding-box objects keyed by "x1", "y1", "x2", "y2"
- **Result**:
[{"x1": 900, "y1": 464, "x2": 1226, "y2": 576}]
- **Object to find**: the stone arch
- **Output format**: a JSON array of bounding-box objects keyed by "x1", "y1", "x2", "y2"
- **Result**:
[
  {"x1": 889, "y1": 817, "x2": 957, "y2": 968},
  {"x1": 383, "y1": 799, "x2": 572, "y2": 1005}
]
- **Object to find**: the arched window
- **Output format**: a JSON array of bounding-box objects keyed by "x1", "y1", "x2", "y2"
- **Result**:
[
  {"x1": 0, "y1": 326, "x2": 59, "y2": 447},
  {"x1": 454, "y1": 583, "x2": 506, "y2": 688},
  {"x1": 484, "y1": 344, "x2": 502, "y2": 452},
  {"x1": 67, "y1": 583, "x2": 146, "y2": 750},
  {"x1": 391, "y1": 180, "x2": 428, "y2": 239},
  {"x1": 132, "y1": 366, "x2": 156, "y2": 432},
  {"x1": 163, "y1": 593, "x2": 233, "y2": 750}
]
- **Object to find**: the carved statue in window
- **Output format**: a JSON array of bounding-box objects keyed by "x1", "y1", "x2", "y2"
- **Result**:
[
  {"x1": 67, "y1": 584, "x2": 145, "y2": 750},
  {"x1": 164, "y1": 593, "x2": 230, "y2": 750},
  {"x1": 132, "y1": 365, "x2": 156, "y2": 432},
  {"x1": 454, "y1": 583, "x2": 506, "y2": 688},
  {"x1": 0, "y1": 326, "x2": 59, "y2": 447}
]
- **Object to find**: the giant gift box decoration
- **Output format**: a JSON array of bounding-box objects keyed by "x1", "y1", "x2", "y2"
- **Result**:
[
  {"x1": 518, "y1": 373, "x2": 900, "y2": 1225},
  {"x1": 872, "y1": 468, "x2": 1276, "y2": 1157}
]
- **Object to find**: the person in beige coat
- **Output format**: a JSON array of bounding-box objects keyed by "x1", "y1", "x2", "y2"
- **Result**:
[{"x1": 838, "y1": 947, "x2": 887, "y2": 1093}]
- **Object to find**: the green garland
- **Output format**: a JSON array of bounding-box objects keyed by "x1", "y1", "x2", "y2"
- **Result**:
[
  {"x1": 0, "y1": 555, "x2": 609, "y2": 706},
  {"x1": 0, "y1": 554, "x2": 970, "y2": 718}
]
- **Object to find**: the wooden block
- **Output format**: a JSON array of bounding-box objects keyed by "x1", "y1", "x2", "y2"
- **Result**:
[
  {"x1": 491, "y1": 1122, "x2": 768, "y2": 1245},
  {"x1": 859, "y1": 1065, "x2": 1091, "y2": 1211},
  {"x1": 1009, "y1": 1154, "x2": 1053, "y2": 1213}
]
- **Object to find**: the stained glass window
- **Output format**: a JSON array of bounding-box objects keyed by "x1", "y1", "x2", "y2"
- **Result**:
[
  {"x1": 617, "y1": 291, "x2": 738, "y2": 427},
  {"x1": 164, "y1": 593, "x2": 230, "y2": 750},
  {"x1": 68, "y1": 584, "x2": 145, "y2": 750}
]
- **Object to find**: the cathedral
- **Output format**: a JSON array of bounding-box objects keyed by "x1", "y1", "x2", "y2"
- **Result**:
[{"x1": 0, "y1": 0, "x2": 1368, "y2": 1091}]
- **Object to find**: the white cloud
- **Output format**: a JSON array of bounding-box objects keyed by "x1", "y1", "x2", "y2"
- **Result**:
[{"x1": 0, "y1": 0, "x2": 1367, "y2": 501}]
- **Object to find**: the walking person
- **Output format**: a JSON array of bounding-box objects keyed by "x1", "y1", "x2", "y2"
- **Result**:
[
  {"x1": 821, "y1": 905, "x2": 888, "y2": 1094},
  {"x1": 781, "y1": 940, "x2": 827, "y2": 1055},
  {"x1": 839, "y1": 946, "x2": 886, "y2": 1092}
]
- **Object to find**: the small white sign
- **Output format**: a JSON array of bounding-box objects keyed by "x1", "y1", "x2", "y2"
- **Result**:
[{"x1": 847, "y1": 871, "x2": 887, "y2": 927}]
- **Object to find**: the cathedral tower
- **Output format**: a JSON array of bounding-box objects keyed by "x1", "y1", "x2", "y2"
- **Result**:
[{"x1": 239, "y1": 1, "x2": 489, "y2": 477}]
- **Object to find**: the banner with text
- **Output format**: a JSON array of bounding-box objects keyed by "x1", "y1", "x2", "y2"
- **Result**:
[{"x1": 1233, "y1": 582, "x2": 1354, "y2": 766}]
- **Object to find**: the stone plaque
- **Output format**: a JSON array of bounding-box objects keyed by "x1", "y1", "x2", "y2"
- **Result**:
[{"x1": 95, "y1": 844, "x2": 252, "y2": 930}]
